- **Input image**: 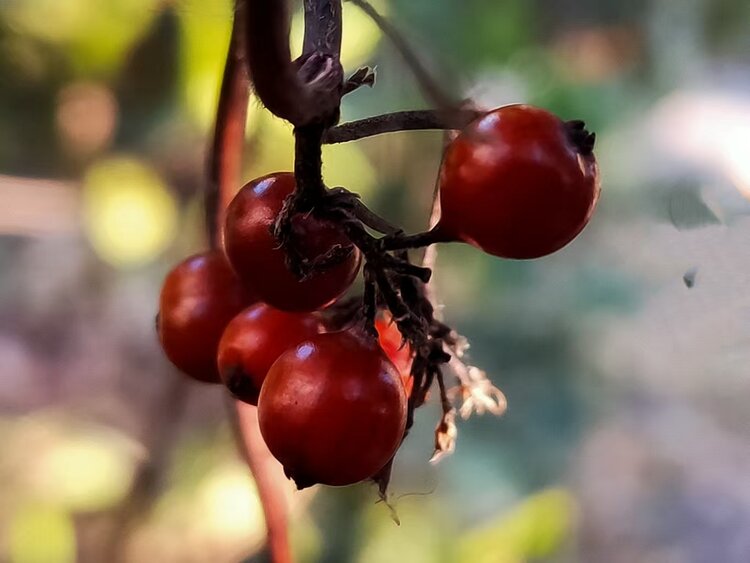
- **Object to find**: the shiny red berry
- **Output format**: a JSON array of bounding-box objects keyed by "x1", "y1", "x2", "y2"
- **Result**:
[
  {"x1": 217, "y1": 304, "x2": 322, "y2": 404},
  {"x1": 436, "y1": 104, "x2": 600, "y2": 259},
  {"x1": 158, "y1": 251, "x2": 254, "y2": 383},
  {"x1": 258, "y1": 331, "x2": 407, "y2": 488},
  {"x1": 224, "y1": 173, "x2": 361, "y2": 312}
]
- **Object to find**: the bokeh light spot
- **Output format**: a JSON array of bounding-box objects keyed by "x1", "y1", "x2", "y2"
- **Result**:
[
  {"x1": 56, "y1": 81, "x2": 118, "y2": 155},
  {"x1": 83, "y1": 157, "x2": 178, "y2": 268}
]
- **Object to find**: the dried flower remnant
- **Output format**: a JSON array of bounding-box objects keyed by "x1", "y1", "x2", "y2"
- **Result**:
[{"x1": 449, "y1": 362, "x2": 508, "y2": 420}]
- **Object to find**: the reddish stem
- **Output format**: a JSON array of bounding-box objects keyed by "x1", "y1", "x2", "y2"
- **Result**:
[
  {"x1": 232, "y1": 402, "x2": 293, "y2": 563},
  {"x1": 213, "y1": 6, "x2": 293, "y2": 562},
  {"x1": 206, "y1": 7, "x2": 249, "y2": 247}
]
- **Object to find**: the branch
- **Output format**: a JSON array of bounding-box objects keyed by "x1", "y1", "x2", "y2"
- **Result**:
[
  {"x1": 323, "y1": 109, "x2": 479, "y2": 144},
  {"x1": 244, "y1": 0, "x2": 343, "y2": 126},
  {"x1": 347, "y1": 0, "x2": 458, "y2": 110},
  {"x1": 206, "y1": 6, "x2": 249, "y2": 247}
]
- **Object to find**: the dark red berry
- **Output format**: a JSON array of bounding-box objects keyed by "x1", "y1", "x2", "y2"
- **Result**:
[
  {"x1": 258, "y1": 331, "x2": 407, "y2": 488},
  {"x1": 224, "y1": 173, "x2": 361, "y2": 312},
  {"x1": 158, "y1": 251, "x2": 254, "y2": 383}
]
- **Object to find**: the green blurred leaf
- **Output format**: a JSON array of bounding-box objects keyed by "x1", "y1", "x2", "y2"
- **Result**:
[
  {"x1": 457, "y1": 488, "x2": 575, "y2": 563},
  {"x1": 178, "y1": 0, "x2": 233, "y2": 129},
  {"x1": 357, "y1": 498, "x2": 453, "y2": 563},
  {"x1": 4, "y1": 0, "x2": 162, "y2": 76}
]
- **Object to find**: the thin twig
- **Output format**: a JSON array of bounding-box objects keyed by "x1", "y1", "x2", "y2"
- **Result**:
[
  {"x1": 347, "y1": 0, "x2": 458, "y2": 110},
  {"x1": 323, "y1": 109, "x2": 479, "y2": 144}
]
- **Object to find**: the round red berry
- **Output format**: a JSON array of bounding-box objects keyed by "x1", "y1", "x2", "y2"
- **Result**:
[
  {"x1": 437, "y1": 104, "x2": 600, "y2": 259},
  {"x1": 258, "y1": 331, "x2": 407, "y2": 488},
  {"x1": 224, "y1": 173, "x2": 361, "y2": 312},
  {"x1": 158, "y1": 251, "x2": 254, "y2": 383}
]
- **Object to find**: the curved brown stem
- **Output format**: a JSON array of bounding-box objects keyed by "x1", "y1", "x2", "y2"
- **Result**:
[
  {"x1": 244, "y1": 0, "x2": 343, "y2": 126},
  {"x1": 243, "y1": 0, "x2": 305, "y2": 123}
]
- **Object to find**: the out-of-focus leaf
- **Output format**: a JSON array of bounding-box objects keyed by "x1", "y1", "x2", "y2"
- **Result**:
[
  {"x1": 290, "y1": 513, "x2": 324, "y2": 563},
  {"x1": 3, "y1": 0, "x2": 161, "y2": 75},
  {"x1": 457, "y1": 488, "x2": 575, "y2": 563},
  {"x1": 178, "y1": 0, "x2": 233, "y2": 129},
  {"x1": 358, "y1": 498, "x2": 452, "y2": 563},
  {"x1": 198, "y1": 463, "x2": 264, "y2": 537},
  {"x1": 116, "y1": 8, "x2": 181, "y2": 143}
]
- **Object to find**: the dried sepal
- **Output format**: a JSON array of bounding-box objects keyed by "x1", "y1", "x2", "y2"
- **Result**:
[{"x1": 429, "y1": 407, "x2": 457, "y2": 464}]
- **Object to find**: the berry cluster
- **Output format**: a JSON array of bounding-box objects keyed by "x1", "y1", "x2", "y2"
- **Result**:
[{"x1": 157, "y1": 104, "x2": 600, "y2": 490}]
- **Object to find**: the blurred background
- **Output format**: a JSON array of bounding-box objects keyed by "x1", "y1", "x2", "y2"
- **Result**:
[{"x1": 2, "y1": 0, "x2": 750, "y2": 561}]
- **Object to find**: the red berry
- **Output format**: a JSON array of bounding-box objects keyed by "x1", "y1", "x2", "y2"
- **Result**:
[
  {"x1": 158, "y1": 251, "x2": 254, "y2": 383},
  {"x1": 258, "y1": 331, "x2": 407, "y2": 488},
  {"x1": 224, "y1": 173, "x2": 362, "y2": 312},
  {"x1": 375, "y1": 316, "x2": 414, "y2": 396},
  {"x1": 217, "y1": 304, "x2": 322, "y2": 404},
  {"x1": 436, "y1": 104, "x2": 600, "y2": 259}
]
